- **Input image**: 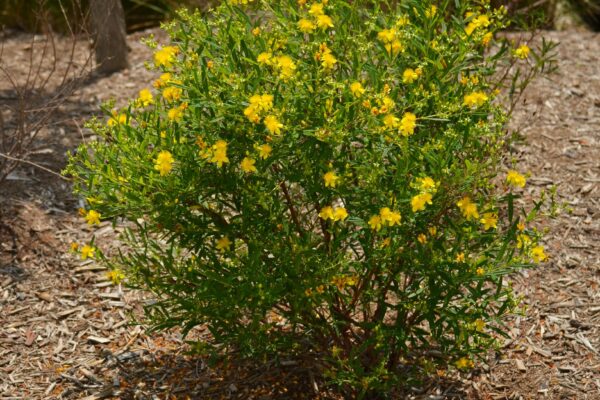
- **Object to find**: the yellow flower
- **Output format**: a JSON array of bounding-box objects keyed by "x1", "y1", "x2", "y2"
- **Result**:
[
  {"x1": 70, "y1": 242, "x2": 79, "y2": 253},
  {"x1": 346, "y1": 276, "x2": 358, "y2": 286},
  {"x1": 455, "y1": 357, "x2": 474, "y2": 369},
  {"x1": 333, "y1": 207, "x2": 348, "y2": 221},
  {"x1": 417, "y1": 233, "x2": 427, "y2": 244},
  {"x1": 383, "y1": 114, "x2": 399, "y2": 129},
  {"x1": 411, "y1": 192, "x2": 433, "y2": 212},
  {"x1": 257, "y1": 143, "x2": 272, "y2": 159},
  {"x1": 476, "y1": 15, "x2": 490, "y2": 27},
  {"x1": 457, "y1": 196, "x2": 479, "y2": 220},
  {"x1": 377, "y1": 28, "x2": 397, "y2": 43},
  {"x1": 428, "y1": 226, "x2": 437, "y2": 236},
  {"x1": 380, "y1": 207, "x2": 401, "y2": 226},
  {"x1": 480, "y1": 213, "x2": 498, "y2": 230},
  {"x1": 162, "y1": 86, "x2": 182, "y2": 102},
  {"x1": 274, "y1": 55, "x2": 296, "y2": 80},
  {"x1": 257, "y1": 52, "x2": 273, "y2": 65},
  {"x1": 137, "y1": 88, "x2": 153, "y2": 107},
  {"x1": 514, "y1": 44, "x2": 530, "y2": 59},
  {"x1": 264, "y1": 115, "x2": 284, "y2": 135},
  {"x1": 256, "y1": 94, "x2": 273, "y2": 111},
  {"x1": 399, "y1": 112, "x2": 417, "y2": 136},
  {"x1": 425, "y1": 5, "x2": 437, "y2": 18},
  {"x1": 368, "y1": 215, "x2": 383, "y2": 231},
  {"x1": 85, "y1": 210, "x2": 101, "y2": 225},
  {"x1": 107, "y1": 111, "x2": 127, "y2": 127},
  {"x1": 240, "y1": 157, "x2": 257, "y2": 173},
  {"x1": 298, "y1": 18, "x2": 315, "y2": 33},
  {"x1": 249, "y1": 94, "x2": 274, "y2": 113},
  {"x1": 214, "y1": 140, "x2": 227, "y2": 150},
  {"x1": 517, "y1": 221, "x2": 526, "y2": 231},
  {"x1": 349, "y1": 82, "x2": 365, "y2": 97},
  {"x1": 506, "y1": 170, "x2": 526, "y2": 188},
  {"x1": 319, "y1": 206, "x2": 334, "y2": 220},
  {"x1": 482, "y1": 31, "x2": 493, "y2": 46},
  {"x1": 308, "y1": 3, "x2": 325, "y2": 16},
  {"x1": 530, "y1": 245, "x2": 548, "y2": 263},
  {"x1": 316, "y1": 14, "x2": 334, "y2": 30},
  {"x1": 167, "y1": 106, "x2": 184, "y2": 122},
  {"x1": 474, "y1": 319, "x2": 485, "y2": 332},
  {"x1": 463, "y1": 91, "x2": 488, "y2": 108},
  {"x1": 154, "y1": 45, "x2": 178, "y2": 67},
  {"x1": 416, "y1": 176, "x2": 436, "y2": 192},
  {"x1": 153, "y1": 72, "x2": 172, "y2": 88},
  {"x1": 251, "y1": 27, "x2": 261, "y2": 36},
  {"x1": 321, "y1": 52, "x2": 337, "y2": 70},
  {"x1": 380, "y1": 96, "x2": 395, "y2": 111},
  {"x1": 106, "y1": 269, "x2": 125, "y2": 285},
  {"x1": 455, "y1": 252, "x2": 465, "y2": 263},
  {"x1": 244, "y1": 106, "x2": 260, "y2": 123},
  {"x1": 385, "y1": 40, "x2": 404, "y2": 56},
  {"x1": 476, "y1": 267, "x2": 485, "y2": 275},
  {"x1": 402, "y1": 68, "x2": 419, "y2": 84},
  {"x1": 216, "y1": 236, "x2": 232, "y2": 252},
  {"x1": 154, "y1": 150, "x2": 174, "y2": 176},
  {"x1": 81, "y1": 244, "x2": 95, "y2": 260},
  {"x1": 517, "y1": 234, "x2": 531, "y2": 249},
  {"x1": 247, "y1": 94, "x2": 273, "y2": 117},
  {"x1": 323, "y1": 171, "x2": 339, "y2": 188},
  {"x1": 332, "y1": 275, "x2": 357, "y2": 290},
  {"x1": 211, "y1": 148, "x2": 229, "y2": 167},
  {"x1": 396, "y1": 15, "x2": 410, "y2": 27},
  {"x1": 465, "y1": 14, "x2": 490, "y2": 36}
]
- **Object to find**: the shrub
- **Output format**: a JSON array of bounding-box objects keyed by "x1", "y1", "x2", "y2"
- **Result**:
[{"x1": 66, "y1": 0, "x2": 556, "y2": 396}]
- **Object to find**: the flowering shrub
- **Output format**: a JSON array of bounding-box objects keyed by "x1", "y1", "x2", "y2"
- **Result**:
[{"x1": 66, "y1": 0, "x2": 556, "y2": 395}]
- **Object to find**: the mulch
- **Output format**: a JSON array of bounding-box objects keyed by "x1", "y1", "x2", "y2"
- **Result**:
[{"x1": 0, "y1": 28, "x2": 598, "y2": 399}]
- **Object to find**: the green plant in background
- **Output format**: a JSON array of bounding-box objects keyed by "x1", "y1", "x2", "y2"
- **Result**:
[
  {"x1": 568, "y1": 0, "x2": 600, "y2": 27},
  {"x1": 65, "y1": 0, "x2": 557, "y2": 396},
  {"x1": 124, "y1": 0, "x2": 218, "y2": 31},
  {"x1": 2, "y1": 1, "x2": 598, "y2": 33},
  {"x1": 0, "y1": 0, "x2": 214, "y2": 33},
  {"x1": 0, "y1": 0, "x2": 88, "y2": 33}
]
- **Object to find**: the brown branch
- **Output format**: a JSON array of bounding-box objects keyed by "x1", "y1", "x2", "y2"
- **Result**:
[
  {"x1": 0, "y1": 152, "x2": 68, "y2": 180},
  {"x1": 279, "y1": 180, "x2": 304, "y2": 237}
]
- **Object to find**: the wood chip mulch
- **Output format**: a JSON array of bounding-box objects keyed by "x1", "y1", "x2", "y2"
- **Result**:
[{"x1": 0, "y1": 28, "x2": 598, "y2": 399}]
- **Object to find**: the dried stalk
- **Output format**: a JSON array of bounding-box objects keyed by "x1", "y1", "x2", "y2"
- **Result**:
[{"x1": 0, "y1": 0, "x2": 93, "y2": 186}]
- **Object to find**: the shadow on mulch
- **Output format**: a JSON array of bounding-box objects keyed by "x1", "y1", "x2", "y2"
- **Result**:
[
  {"x1": 59, "y1": 346, "x2": 473, "y2": 400},
  {"x1": 61, "y1": 349, "x2": 339, "y2": 399},
  {"x1": 0, "y1": 220, "x2": 28, "y2": 281}
]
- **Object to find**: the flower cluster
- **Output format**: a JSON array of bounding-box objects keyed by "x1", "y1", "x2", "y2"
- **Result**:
[
  {"x1": 319, "y1": 205, "x2": 348, "y2": 222},
  {"x1": 154, "y1": 150, "x2": 174, "y2": 176},
  {"x1": 411, "y1": 176, "x2": 437, "y2": 212},
  {"x1": 368, "y1": 207, "x2": 401, "y2": 231},
  {"x1": 377, "y1": 27, "x2": 404, "y2": 56}
]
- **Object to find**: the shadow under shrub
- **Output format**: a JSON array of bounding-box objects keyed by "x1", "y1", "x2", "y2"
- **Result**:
[{"x1": 66, "y1": 0, "x2": 557, "y2": 396}]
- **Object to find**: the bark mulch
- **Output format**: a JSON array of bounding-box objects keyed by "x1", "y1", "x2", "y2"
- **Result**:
[{"x1": 0, "y1": 28, "x2": 598, "y2": 399}]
